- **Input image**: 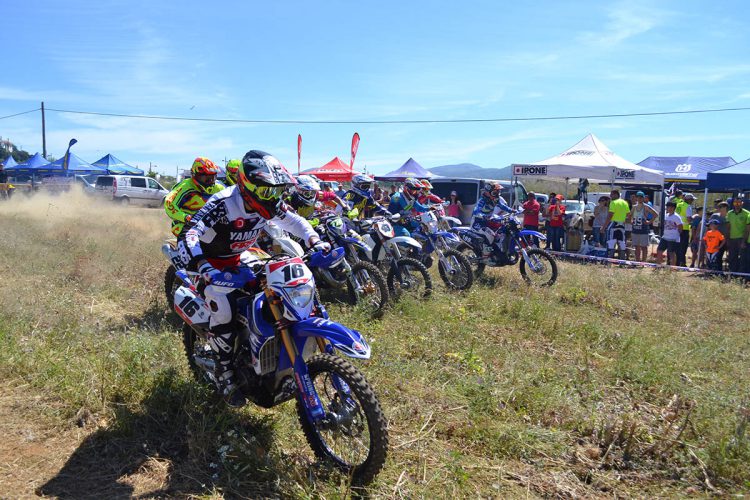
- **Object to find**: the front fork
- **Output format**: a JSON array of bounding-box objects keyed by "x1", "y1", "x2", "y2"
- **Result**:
[{"x1": 265, "y1": 290, "x2": 348, "y2": 423}]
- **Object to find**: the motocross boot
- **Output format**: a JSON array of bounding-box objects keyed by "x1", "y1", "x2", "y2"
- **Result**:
[
  {"x1": 215, "y1": 362, "x2": 246, "y2": 408},
  {"x1": 209, "y1": 327, "x2": 246, "y2": 407}
]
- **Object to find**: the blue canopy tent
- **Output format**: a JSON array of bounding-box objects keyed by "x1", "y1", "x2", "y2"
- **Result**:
[
  {"x1": 48, "y1": 153, "x2": 107, "y2": 174},
  {"x1": 92, "y1": 154, "x2": 144, "y2": 175},
  {"x1": 637, "y1": 156, "x2": 736, "y2": 189},
  {"x1": 5, "y1": 152, "x2": 55, "y2": 173},
  {"x1": 706, "y1": 158, "x2": 750, "y2": 191},
  {"x1": 374, "y1": 158, "x2": 439, "y2": 181},
  {"x1": 1, "y1": 155, "x2": 18, "y2": 168}
]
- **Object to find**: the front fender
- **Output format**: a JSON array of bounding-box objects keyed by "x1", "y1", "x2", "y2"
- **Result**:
[
  {"x1": 436, "y1": 231, "x2": 460, "y2": 242},
  {"x1": 291, "y1": 317, "x2": 371, "y2": 359},
  {"x1": 389, "y1": 235, "x2": 422, "y2": 251},
  {"x1": 520, "y1": 229, "x2": 547, "y2": 241}
]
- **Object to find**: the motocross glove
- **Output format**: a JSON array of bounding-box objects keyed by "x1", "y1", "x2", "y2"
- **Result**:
[{"x1": 312, "y1": 240, "x2": 332, "y2": 254}]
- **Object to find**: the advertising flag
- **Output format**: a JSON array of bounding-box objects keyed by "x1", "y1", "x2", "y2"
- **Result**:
[
  {"x1": 297, "y1": 134, "x2": 302, "y2": 174},
  {"x1": 350, "y1": 132, "x2": 360, "y2": 170}
]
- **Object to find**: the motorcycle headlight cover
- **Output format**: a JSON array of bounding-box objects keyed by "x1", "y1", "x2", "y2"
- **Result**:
[{"x1": 288, "y1": 283, "x2": 315, "y2": 309}]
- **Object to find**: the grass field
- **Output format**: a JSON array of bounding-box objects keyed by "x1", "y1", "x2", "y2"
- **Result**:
[{"x1": 1, "y1": 191, "x2": 749, "y2": 498}]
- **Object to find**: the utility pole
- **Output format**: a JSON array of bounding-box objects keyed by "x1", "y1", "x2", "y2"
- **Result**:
[{"x1": 41, "y1": 101, "x2": 47, "y2": 159}]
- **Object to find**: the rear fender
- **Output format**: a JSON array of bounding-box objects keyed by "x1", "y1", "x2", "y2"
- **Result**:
[{"x1": 291, "y1": 317, "x2": 371, "y2": 359}]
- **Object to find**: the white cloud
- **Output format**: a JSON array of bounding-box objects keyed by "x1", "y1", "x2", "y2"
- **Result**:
[{"x1": 579, "y1": 3, "x2": 670, "y2": 48}]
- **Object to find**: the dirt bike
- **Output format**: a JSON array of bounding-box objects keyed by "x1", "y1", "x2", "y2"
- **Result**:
[
  {"x1": 410, "y1": 210, "x2": 474, "y2": 291},
  {"x1": 172, "y1": 247, "x2": 388, "y2": 485},
  {"x1": 354, "y1": 214, "x2": 432, "y2": 299},
  {"x1": 452, "y1": 214, "x2": 558, "y2": 286}
]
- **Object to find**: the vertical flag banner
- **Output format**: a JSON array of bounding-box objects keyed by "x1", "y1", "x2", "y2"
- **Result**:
[
  {"x1": 297, "y1": 134, "x2": 302, "y2": 174},
  {"x1": 350, "y1": 132, "x2": 360, "y2": 170}
]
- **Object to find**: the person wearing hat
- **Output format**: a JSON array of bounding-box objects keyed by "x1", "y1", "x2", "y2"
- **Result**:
[
  {"x1": 657, "y1": 200, "x2": 683, "y2": 266},
  {"x1": 446, "y1": 190, "x2": 462, "y2": 219},
  {"x1": 703, "y1": 218, "x2": 726, "y2": 271},
  {"x1": 601, "y1": 189, "x2": 630, "y2": 259},
  {"x1": 673, "y1": 192, "x2": 694, "y2": 266},
  {"x1": 726, "y1": 197, "x2": 750, "y2": 273},
  {"x1": 627, "y1": 191, "x2": 658, "y2": 262},
  {"x1": 521, "y1": 192, "x2": 541, "y2": 245}
]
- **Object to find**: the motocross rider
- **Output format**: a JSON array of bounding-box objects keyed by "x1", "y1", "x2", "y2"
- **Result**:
[
  {"x1": 470, "y1": 181, "x2": 515, "y2": 258},
  {"x1": 224, "y1": 158, "x2": 242, "y2": 186},
  {"x1": 388, "y1": 177, "x2": 429, "y2": 237},
  {"x1": 164, "y1": 157, "x2": 226, "y2": 237},
  {"x1": 343, "y1": 174, "x2": 390, "y2": 220},
  {"x1": 179, "y1": 150, "x2": 330, "y2": 406},
  {"x1": 418, "y1": 179, "x2": 444, "y2": 205},
  {"x1": 286, "y1": 175, "x2": 347, "y2": 219}
]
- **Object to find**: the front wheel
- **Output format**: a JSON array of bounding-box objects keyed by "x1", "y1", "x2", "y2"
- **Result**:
[
  {"x1": 457, "y1": 243, "x2": 485, "y2": 278},
  {"x1": 346, "y1": 261, "x2": 389, "y2": 315},
  {"x1": 297, "y1": 354, "x2": 388, "y2": 486},
  {"x1": 519, "y1": 248, "x2": 558, "y2": 286},
  {"x1": 438, "y1": 249, "x2": 474, "y2": 290},
  {"x1": 386, "y1": 257, "x2": 432, "y2": 299}
]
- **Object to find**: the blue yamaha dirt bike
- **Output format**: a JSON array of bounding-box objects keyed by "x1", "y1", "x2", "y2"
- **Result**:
[
  {"x1": 452, "y1": 214, "x2": 558, "y2": 286},
  {"x1": 172, "y1": 248, "x2": 388, "y2": 485}
]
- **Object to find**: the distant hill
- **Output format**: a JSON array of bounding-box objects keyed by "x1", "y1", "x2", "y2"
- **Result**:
[{"x1": 429, "y1": 163, "x2": 514, "y2": 179}]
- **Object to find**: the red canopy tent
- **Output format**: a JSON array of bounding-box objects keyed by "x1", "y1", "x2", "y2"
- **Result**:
[{"x1": 302, "y1": 157, "x2": 359, "y2": 182}]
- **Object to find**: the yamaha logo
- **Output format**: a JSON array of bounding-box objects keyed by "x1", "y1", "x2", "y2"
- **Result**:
[
  {"x1": 675, "y1": 163, "x2": 692, "y2": 173},
  {"x1": 513, "y1": 165, "x2": 547, "y2": 176}
]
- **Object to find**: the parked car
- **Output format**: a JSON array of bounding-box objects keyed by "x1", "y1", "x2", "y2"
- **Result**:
[
  {"x1": 94, "y1": 175, "x2": 169, "y2": 207},
  {"x1": 430, "y1": 177, "x2": 528, "y2": 224},
  {"x1": 561, "y1": 200, "x2": 595, "y2": 231}
]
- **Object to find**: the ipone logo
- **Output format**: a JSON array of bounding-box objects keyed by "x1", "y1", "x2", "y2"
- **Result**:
[
  {"x1": 615, "y1": 168, "x2": 636, "y2": 179},
  {"x1": 675, "y1": 163, "x2": 692, "y2": 173},
  {"x1": 514, "y1": 165, "x2": 547, "y2": 176}
]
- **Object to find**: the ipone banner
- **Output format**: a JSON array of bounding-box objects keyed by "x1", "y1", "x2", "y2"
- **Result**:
[
  {"x1": 615, "y1": 168, "x2": 636, "y2": 180},
  {"x1": 513, "y1": 164, "x2": 547, "y2": 176}
]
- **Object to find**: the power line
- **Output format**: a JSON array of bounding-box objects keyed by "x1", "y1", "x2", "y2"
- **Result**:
[
  {"x1": 0, "y1": 108, "x2": 41, "y2": 120},
  {"x1": 5, "y1": 104, "x2": 750, "y2": 125}
]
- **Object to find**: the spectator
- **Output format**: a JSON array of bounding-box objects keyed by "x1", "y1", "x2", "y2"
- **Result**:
[
  {"x1": 625, "y1": 192, "x2": 638, "y2": 243},
  {"x1": 446, "y1": 190, "x2": 462, "y2": 219},
  {"x1": 522, "y1": 191, "x2": 541, "y2": 245},
  {"x1": 601, "y1": 189, "x2": 630, "y2": 259},
  {"x1": 689, "y1": 213, "x2": 703, "y2": 268},
  {"x1": 673, "y1": 191, "x2": 694, "y2": 266},
  {"x1": 703, "y1": 218, "x2": 726, "y2": 271},
  {"x1": 592, "y1": 196, "x2": 610, "y2": 247},
  {"x1": 545, "y1": 192, "x2": 557, "y2": 248},
  {"x1": 627, "y1": 191, "x2": 658, "y2": 262},
  {"x1": 335, "y1": 183, "x2": 347, "y2": 199},
  {"x1": 547, "y1": 195, "x2": 565, "y2": 251},
  {"x1": 726, "y1": 197, "x2": 750, "y2": 273},
  {"x1": 711, "y1": 201, "x2": 730, "y2": 270},
  {"x1": 657, "y1": 201, "x2": 682, "y2": 266},
  {"x1": 372, "y1": 182, "x2": 384, "y2": 204}
]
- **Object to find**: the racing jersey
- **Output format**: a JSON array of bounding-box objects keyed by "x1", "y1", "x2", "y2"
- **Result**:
[
  {"x1": 418, "y1": 193, "x2": 443, "y2": 205},
  {"x1": 343, "y1": 190, "x2": 388, "y2": 219},
  {"x1": 165, "y1": 178, "x2": 226, "y2": 236},
  {"x1": 180, "y1": 186, "x2": 317, "y2": 268},
  {"x1": 470, "y1": 196, "x2": 513, "y2": 226}
]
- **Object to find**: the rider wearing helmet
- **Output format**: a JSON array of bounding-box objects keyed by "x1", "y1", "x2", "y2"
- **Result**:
[
  {"x1": 224, "y1": 158, "x2": 242, "y2": 186},
  {"x1": 387, "y1": 177, "x2": 430, "y2": 236},
  {"x1": 343, "y1": 173, "x2": 390, "y2": 219},
  {"x1": 470, "y1": 181, "x2": 515, "y2": 257},
  {"x1": 417, "y1": 179, "x2": 443, "y2": 205},
  {"x1": 179, "y1": 150, "x2": 329, "y2": 406},
  {"x1": 165, "y1": 157, "x2": 226, "y2": 236},
  {"x1": 285, "y1": 174, "x2": 323, "y2": 219}
]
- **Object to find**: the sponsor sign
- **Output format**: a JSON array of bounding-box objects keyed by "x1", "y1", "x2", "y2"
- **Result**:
[
  {"x1": 615, "y1": 168, "x2": 636, "y2": 180},
  {"x1": 674, "y1": 163, "x2": 692, "y2": 173},
  {"x1": 513, "y1": 165, "x2": 547, "y2": 176}
]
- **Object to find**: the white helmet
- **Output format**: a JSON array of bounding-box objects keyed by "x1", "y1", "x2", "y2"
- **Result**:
[
  {"x1": 351, "y1": 173, "x2": 374, "y2": 197},
  {"x1": 294, "y1": 175, "x2": 321, "y2": 206}
]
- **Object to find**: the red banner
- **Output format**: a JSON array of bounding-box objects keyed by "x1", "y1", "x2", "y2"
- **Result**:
[
  {"x1": 350, "y1": 132, "x2": 360, "y2": 170},
  {"x1": 297, "y1": 134, "x2": 302, "y2": 174}
]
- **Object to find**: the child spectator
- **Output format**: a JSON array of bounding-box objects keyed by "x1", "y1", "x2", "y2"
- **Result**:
[
  {"x1": 657, "y1": 201, "x2": 682, "y2": 266},
  {"x1": 703, "y1": 218, "x2": 726, "y2": 271}
]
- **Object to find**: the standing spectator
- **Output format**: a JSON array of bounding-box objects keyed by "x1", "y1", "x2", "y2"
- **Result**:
[
  {"x1": 522, "y1": 192, "x2": 541, "y2": 245},
  {"x1": 627, "y1": 191, "x2": 658, "y2": 262},
  {"x1": 703, "y1": 218, "x2": 726, "y2": 271},
  {"x1": 726, "y1": 197, "x2": 750, "y2": 273},
  {"x1": 545, "y1": 192, "x2": 557, "y2": 248},
  {"x1": 624, "y1": 192, "x2": 638, "y2": 245},
  {"x1": 372, "y1": 182, "x2": 384, "y2": 204},
  {"x1": 689, "y1": 213, "x2": 703, "y2": 268},
  {"x1": 335, "y1": 183, "x2": 347, "y2": 199},
  {"x1": 673, "y1": 191, "x2": 694, "y2": 266},
  {"x1": 601, "y1": 189, "x2": 630, "y2": 259},
  {"x1": 711, "y1": 201, "x2": 730, "y2": 270},
  {"x1": 657, "y1": 201, "x2": 682, "y2": 266},
  {"x1": 592, "y1": 196, "x2": 609, "y2": 247},
  {"x1": 446, "y1": 190, "x2": 462, "y2": 219},
  {"x1": 547, "y1": 195, "x2": 566, "y2": 251}
]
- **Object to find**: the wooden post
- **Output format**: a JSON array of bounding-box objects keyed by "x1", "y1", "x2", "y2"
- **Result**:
[{"x1": 41, "y1": 102, "x2": 47, "y2": 159}]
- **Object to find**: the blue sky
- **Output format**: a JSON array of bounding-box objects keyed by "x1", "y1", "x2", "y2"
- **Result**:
[{"x1": 1, "y1": 0, "x2": 749, "y2": 176}]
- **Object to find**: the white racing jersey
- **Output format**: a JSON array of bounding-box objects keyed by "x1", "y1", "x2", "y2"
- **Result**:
[{"x1": 179, "y1": 185, "x2": 317, "y2": 266}]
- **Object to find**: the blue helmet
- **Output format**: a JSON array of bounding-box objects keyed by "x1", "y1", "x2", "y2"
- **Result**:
[{"x1": 351, "y1": 173, "x2": 374, "y2": 197}]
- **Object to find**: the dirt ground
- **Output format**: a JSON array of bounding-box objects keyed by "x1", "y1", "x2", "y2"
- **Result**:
[{"x1": 0, "y1": 383, "x2": 177, "y2": 499}]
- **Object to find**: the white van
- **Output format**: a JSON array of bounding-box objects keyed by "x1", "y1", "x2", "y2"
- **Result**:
[
  {"x1": 430, "y1": 177, "x2": 528, "y2": 224},
  {"x1": 94, "y1": 175, "x2": 169, "y2": 207}
]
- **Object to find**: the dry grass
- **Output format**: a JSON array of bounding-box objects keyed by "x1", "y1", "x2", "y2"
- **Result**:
[{"x1": 1, "y1": 191, "x2": 749, "y2": 498}]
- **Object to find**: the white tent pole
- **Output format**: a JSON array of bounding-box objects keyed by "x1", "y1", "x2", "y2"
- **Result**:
[{"x1": 698, "y1": 186, "x2": 709, "y2": 266}]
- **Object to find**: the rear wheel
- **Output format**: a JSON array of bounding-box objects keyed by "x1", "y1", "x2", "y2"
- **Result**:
[
  {"x1": 458, "y1": 243, "x2": 485, "y2": 277},
  {"x1": 164, "y1": 265, "x2": 178, "y2": 309},
  {"x1": 438, "y1": 249, "x2": 474, "y2": 290},
  {"x1": 386, "y1": 257, "x2": 432, "y2": 299},
  {"x1": 519, "y1": 248, "x2": 558, "y2": 286},
  {"x1": 346, "y1": 261, "x2": 389, "y2": 315},
  {"x1": 296, "y1": 354, "x2": 388, "y2": 486},
  {"x1": 119, "y1": 196, "x2": 130, "y2": 205},
  {"x1": 182, "y1": 324, "x2": 215, "y2": 387}
]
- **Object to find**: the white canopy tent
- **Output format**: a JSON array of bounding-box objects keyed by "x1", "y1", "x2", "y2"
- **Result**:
[{"x1": 511, "y1": 134, "x2": 664, "y2": 186}]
